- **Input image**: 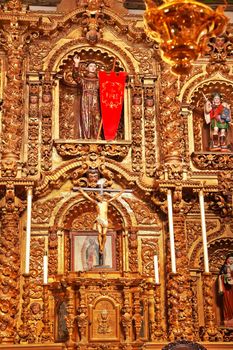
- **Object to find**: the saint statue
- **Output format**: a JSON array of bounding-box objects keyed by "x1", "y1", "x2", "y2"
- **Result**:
[
  {"x1": 204, "y1": 92, "x2": 231, "y2": 151},
  {"x1": 72, "y1": 55, "x2": 101, "y2": 139},
  {"x1": 219, "y1": 253, "x2": 233, "y2": 327}
]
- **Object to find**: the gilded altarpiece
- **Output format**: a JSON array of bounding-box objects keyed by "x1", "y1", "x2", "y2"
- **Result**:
[{"x1": 0, "y1": 1, "x2": 233, "y2": 350}]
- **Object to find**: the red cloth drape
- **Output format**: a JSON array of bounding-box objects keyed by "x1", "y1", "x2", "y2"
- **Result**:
[{"x1": 99, "y1": 71, "x2": 127, "y2": 140}]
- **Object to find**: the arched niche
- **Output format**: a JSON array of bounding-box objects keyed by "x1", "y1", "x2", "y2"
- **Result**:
[
  {"x1": 56, "y1": 47, "x2": 128, "y2": 141},
  {"x1": 190, "y1": 81, "x2": 233, "y2": 153},
  {"x1": 62, "y1": 197, "x2": 127, "y2": 272}
]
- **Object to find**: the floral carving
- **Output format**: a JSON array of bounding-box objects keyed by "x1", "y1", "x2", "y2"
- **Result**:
[
  {"x1": 141, "y1": 238, "x2": 158, "y2": 276},
  {"x1": 32, "y1": 198, "x2": 61, "y2": 224},
  {"x1": 123, "y1": 197, "x2": 156, "y2": 225}
]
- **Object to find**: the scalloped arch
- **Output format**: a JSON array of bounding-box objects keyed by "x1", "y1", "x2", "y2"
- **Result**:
[{"x1": 46, "y1": 39, "x2": 135, "y2": 74}]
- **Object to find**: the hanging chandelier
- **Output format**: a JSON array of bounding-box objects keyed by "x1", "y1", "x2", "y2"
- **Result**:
[{"x1": 144, "y1": 0, "x2": 228, "y2": 75}]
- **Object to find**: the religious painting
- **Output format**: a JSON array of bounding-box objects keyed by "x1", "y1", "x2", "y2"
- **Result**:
[{"x1": 71, "y1": 231, "x2": 116, "y2": 271}]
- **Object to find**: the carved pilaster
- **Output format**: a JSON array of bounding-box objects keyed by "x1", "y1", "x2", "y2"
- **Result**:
[
  {"x1": 202, "y1": 273, "x2": 222, "y2": 342},
  {"x1": 17, "y1": 274, "x2": 32, "y2": 343},
  {"x1": 159, "y1": 66, "x2": 184, "y2": 162},
  {"x1": 66, "y1": 286, "x2": 76, "y2": 350},
  {"x1": 132, "y1": 287, "x2": 143, "y2": 341},
  {"x1": 153, "y1": 283, "x2": 165, "y2": 341},
  {"x1": 128, "y1": 229, "x2": 138, "y2": 272},
  {"x1": 40, "y1": 284, "x2": 53, "y2": 343},
  {"x1": 131, "y1": 76, "x2": 143, "y2": 173},
  {"x1": 143, "y1": 83, "x2": 157, "y2": 177},
  {"x1": 40, "y1": 71, "x2": 55, "y2": 171},
  {"x1": 0, "y1": 18, "x2": 27, "y2": 172},
  {"x1": 0, "y1": 185, "x2": 23, "y2": 343},
  {"x1": 27, "y1": 84, "x2": 40, "y2": 175},
  {"x1": 48, "y1": 226, "x2": 58, "y2": 275},
  {"x1": 163, "y1": 186, "x2": 195, "y2": 341},
  {"x1": 76, "y1": 285, "x2": 88, "y2": 343},
  {"x1": 121, "y1": 285, "x2": 132, "y2": 342}
]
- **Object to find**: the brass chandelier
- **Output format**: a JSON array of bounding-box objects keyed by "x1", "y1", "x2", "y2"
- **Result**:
[{"x1": 144, "y1": 0, "x2": 228, "y2": 75}]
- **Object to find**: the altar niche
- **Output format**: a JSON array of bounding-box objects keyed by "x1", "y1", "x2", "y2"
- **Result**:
[
  {"x1": 58, "y1": 49, "x2": 126, "y2": 141},
  {"x1": 71, "y1": 231, "x2": 117, "y2": 271}
]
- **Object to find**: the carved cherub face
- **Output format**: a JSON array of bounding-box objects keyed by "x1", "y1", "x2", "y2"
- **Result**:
[{"x1": 42, "y1": 93, "x2": 52, "y2": 103}]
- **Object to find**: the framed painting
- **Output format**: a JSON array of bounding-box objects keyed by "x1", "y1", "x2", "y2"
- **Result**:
[{"x1": 71, "y1": 231, "x2": 116, "y2": 271}]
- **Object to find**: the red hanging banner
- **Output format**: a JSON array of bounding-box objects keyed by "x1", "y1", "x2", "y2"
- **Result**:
[{"x1": 99, "y1": 71, "x2": 127, "y2": 140}]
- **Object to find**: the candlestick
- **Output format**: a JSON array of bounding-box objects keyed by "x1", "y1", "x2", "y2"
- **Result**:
[
  {"x1": 199, "y1": 189, "x2": 209, "y2": 273},
  {"x1": 43, "y1": 252, "x2": 48, "y2": 285},
  {"x1": 167, "y1": 189, "x2": 177, "y2": 273},
  {"x1": 154, "y1": 255, "x2": 159, "y2": 284},
  {"x1": 25, "y1": 188, "x2": 32, "y2": 274}
]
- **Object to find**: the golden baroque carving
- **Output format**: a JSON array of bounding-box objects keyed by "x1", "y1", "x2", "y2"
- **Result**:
[
  {"x1": 159, "y1": 65, "x2": 184, "y2": 160},
  {"x1": 131, "y1": 80, "x2": 143, "y2": 173},
  {"x1": 123, "y1": 197, "x2": 156, "y2": 225},
  {"x1": 54, "y1": 142, "x2": 131, "y2": 161},
  {"x1": 141, "y1": 238, "x2": 158, "y2": 276},
  {"x1": 32, "y1": 198, "x2": 61, "y2": 224},
  {"x1": 191, "y1": 152, "x2": 233, "y2": 170}
]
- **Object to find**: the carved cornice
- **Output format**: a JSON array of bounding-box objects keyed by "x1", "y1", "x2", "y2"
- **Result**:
[
  {"x1": 34, "y1": 157, "x2": 155, "y2": 198},
  {"x1": 191, "y1": 152, "x2": 233, "y2": 170},
  {"x1": 54, "y1": 140, "x2": 131, "y2": 161}
]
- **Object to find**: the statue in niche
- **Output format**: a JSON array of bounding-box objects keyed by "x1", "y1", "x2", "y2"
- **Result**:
[
  {"x1": 57, "y1": 302, "x2": 69, "y2": 342},
  {"x1": 218, "y1": 253, "x2": 233, "y2": 327},
  {"x1": 204, "y1": 92, "x2": 231, "y2": 152},
  {"x1": 72, "y1": 55, "x2": 101, "y2": 139},
  {"x1": 59, "y1": 50, "x2": 125, "y2": 140}
]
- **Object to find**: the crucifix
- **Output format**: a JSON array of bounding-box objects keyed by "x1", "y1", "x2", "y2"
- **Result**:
[{"x1": 73, "y1": 179, "x2": 132, "y2": 266}]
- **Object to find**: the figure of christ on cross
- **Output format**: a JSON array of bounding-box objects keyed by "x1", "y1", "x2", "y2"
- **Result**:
[{"x1": 77, "y1": 182, "x2": 126, "y2": 265}]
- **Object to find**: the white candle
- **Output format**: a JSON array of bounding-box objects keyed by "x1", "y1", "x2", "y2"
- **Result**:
[
  {"x1": 199, "y1": 189, "x2": 209, "y2": 273},
  {"x1": 154, "y1": 255, "x2": 159, "y2": 284},
  {"x1": 167, "y1": 189, "x2": 177, "y2": 273},
  {"x1": 25, "y1": 188, "x2": 32, "y2": 274},
  {"x1": 43, "y1": 252, "x2": 48, "y2": 284}
]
